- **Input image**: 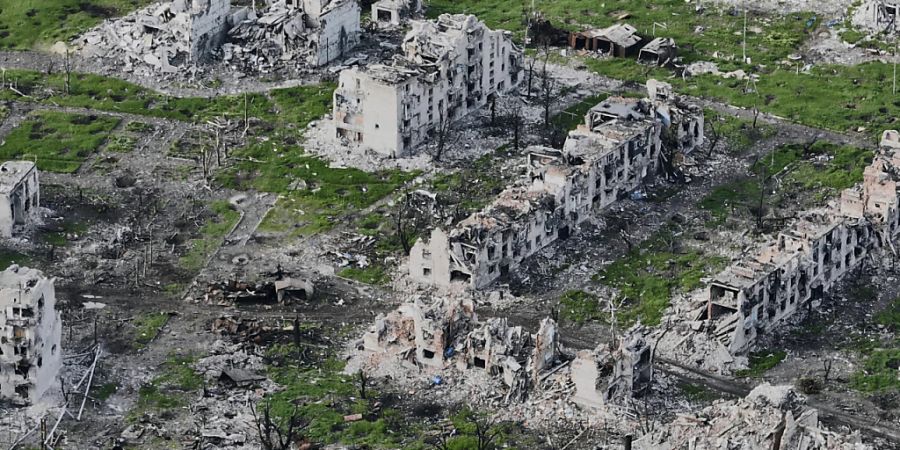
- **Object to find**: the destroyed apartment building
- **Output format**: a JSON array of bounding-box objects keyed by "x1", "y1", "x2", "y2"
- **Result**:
[
  {"x1": 0, "y1": 161, "x2": 39, "y2": 239},
  {"x1": 333, "y1": 14, "x2": 523, "y2": 157},
  {"x1": 371, "y1": 0, "x2": 422, "y2": 28},
  {"x1": 0, "y1": 266, "x2": 62, "y2": 405},
  {"x1": 77, "y1": 0, "x2": 360, "y2": 75},
  {"x1": 690, "y1": 130, "x2": 900, "y2": 358},
  {"x1": 362, "y1": 297, "x2": 562, "y2": 400},
  {"x1": 408, "y1": 82, "x2": 704, "y2": 290}
]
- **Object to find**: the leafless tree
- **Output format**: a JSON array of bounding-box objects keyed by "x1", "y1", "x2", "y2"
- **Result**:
[
  {"x1": 500, "y1": 95, "x2": 526, "y2": 151},
  {"x1": 431, "y1": 112, "x2": 458, "y2": 162},
  {"x1": 252, "y1": 400, "x2": 306, "y2": 450},
  {"x1": 537, "y1": 43, "x2": 558, "y2": 132}
]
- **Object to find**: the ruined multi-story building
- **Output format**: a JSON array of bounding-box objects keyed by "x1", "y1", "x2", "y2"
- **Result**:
[
  {"x1": 333, "y1": 14, "x2": 523, "y2": 157},
  {"x1": 0, "y1": 266, "x2": 62, "y2": 405},
  {"x1": 0, "y1": 161, "x2": 39, "y2": 238},
  {"x1": 407, "y1": 84, "x2": 704, "y2": 290},
  {"x1": 363, "y1": 297, "x2": 560, "y2": 400},
  {"x1": 704, "y1": 131, "x2": 900, "y2": 355}
]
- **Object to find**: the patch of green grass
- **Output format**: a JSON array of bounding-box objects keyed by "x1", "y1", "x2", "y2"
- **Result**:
[
  {"x1": 339, "y1": 266, "x2": 390, "y2": 286},
  {"x1": 707, "y1": 110, "x2": 776, "y2": 154},
  {"x1": 39, "y1": 220, "x2": 88, "y2": 247},
  {"x1": 700, "y1": 142, "x2": 872, "y2": 226},
  {"x1": 124, "y1": 121, "x2": 154, "y2": 133},
  {"x1": 178, "y1": 200, "x2": 241, "y2": 272},
  {"x1": 551, "y1": 94, "x2": 608, "y2": 132},
  {"x1": 105, "y1": 134, "x2": 135, "y2": 153},
  {"x1": 850, "y1": 347, "x2": 900, "y2": 392},
  {"x1": 593, "y1": 229, "x2": 726, "y2": 326},
  {"x1": 0, "y1": 0, "x2": 154, "y2": 50},
  {"x1": 735, "y1": 350, "x2": 786, "y2": 377},
  {"x1": 0, "y1": 249, "x2": 30, "y2": 270},
  {"x1": 128, "y1": 354, "x2": 202, "y2": 422},
  {"x1": 0, "y1": 111, "x2": 120, "y2": 173},
  {"x1": 432, "y1": 0, "x2": 814, "y2": 68},
  {"x1": 559, "y1": 290, "x2": 602, "y2": 324},
  {"x1": 876, "y1": 298, "x2": 900, "y2": 331},
  {"x1": 132, "y1": 312, "x2": 168, "y2": 349},
  {"x1": 678, "y1": 382, "x2": 721, "y2": 402},
  {"x1": 0, "y1": 69, "x2": 277, "y2": 123},
  {"x1": 93, "y1": 382, "x2": 118, "y2": 401}
]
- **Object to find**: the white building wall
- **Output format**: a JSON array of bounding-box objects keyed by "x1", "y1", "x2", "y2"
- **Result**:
[
  {"x1": 0, "y1": 266, "x2": 61, "y2": 405},
  {"x1": 312, "y1": 0, "x2": 361, "y2": 66}
]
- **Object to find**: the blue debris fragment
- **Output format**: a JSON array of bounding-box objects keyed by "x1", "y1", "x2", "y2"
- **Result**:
[{"x1": 431, "y1": 375, "x2": 443, "y2": 385}]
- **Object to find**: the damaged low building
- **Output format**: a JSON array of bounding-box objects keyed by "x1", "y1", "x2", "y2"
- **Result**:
[
  {"x1": 333, "y1": 14, "x2": 523, "y2": 157},
  {"x1": 0, "y1": 265, "x2": 62, "y2": 405},
  {"x1": 362, "y1": 297, "x2": 561, "y2": 400},
  {"x1": 408, "y1": 82, "x2": 704, "y2": 290},
  {"x1": 0, "y1": 161, "x2": 40, "y2": 238},
  {"x1": 568, "y1": 24, "x2": 642, "y2": 57},
  {"x1": 371, "y1": 0, "x2": 422, "y2": 28},
  {"x1": 703, "y1": 131, "x2": 900, "y2": 356}
]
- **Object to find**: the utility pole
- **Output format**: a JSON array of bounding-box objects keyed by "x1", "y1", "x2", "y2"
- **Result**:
[{"x1": 742, "y1": 4, "x2": 748, "y2": 64}]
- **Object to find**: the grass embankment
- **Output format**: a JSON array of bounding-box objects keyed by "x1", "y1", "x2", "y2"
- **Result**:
[
  {"x1": 0, "y1": 111, "x2": 119, "y2": 173},
  {"x1": 0, "y1": 0, "x2": 153, "y2": 50}
]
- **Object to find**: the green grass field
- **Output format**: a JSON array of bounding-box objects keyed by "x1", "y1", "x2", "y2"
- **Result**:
[
  {"x1": 0, "y1": 111, "x2": 120, "y2": 173},
  {"x1": 0, "y1": 0, "x2": 152, "y2": 50}
]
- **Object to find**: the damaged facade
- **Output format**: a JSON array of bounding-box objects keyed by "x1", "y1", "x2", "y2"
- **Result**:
[
  {"x1": 853, "y1": 0, "x2": 900, "y2": 34},
  {"x1": 0, "y1": 265, "x2": 62, "y2": 405},
  {"x1": 571, "y1": 325, "x2": 654, "y2": 409},
  {"x1": 568, "y1": 24, "x2": 679, "y2": 66},
  {"x1": 408, "y1": 82, "x2": 704, "y2": 290},
  {"x1": 703, "y1": 130, "x2": 900, "y2": 355},
  {"x1": 0, "y1": 161, "x2": 40, "y2": 238},
  {"x1": 363, "y1": 297, "x2": 561, "y2": 401},
  {"x1": 371, "y1": 0, "x2": 422, "y2": 28},
  {"x1": 78, "y1": 0, "x2": 359, "y2": 75},
  {"x1": 333, "y1": 14, "x2": 523, "y2": 157}
]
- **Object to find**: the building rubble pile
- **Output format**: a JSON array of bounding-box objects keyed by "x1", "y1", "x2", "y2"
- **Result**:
[
  {"x1": 202, "y1": 276, "x2": 313, "y2": 305},
  {"x1": 74, "y1": 0, "x2": 360, "y2": 79},
  {"x1": 634, "y1": 384, "x2": 870, "y2": 450},
  {"x1": 852, "y1": 1, "x2": 900, "y2": 35},
  {"x1": 356, "y1": 297, "x2": 565, "y2": 403}
]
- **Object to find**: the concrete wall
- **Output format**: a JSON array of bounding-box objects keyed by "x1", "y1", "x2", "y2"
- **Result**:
[
  {"x1": 188, "y1": 0, "x2": 231, "y2": 62},
  {"x1": 311, "y1": 0, "x2": 361, "y2": 66},
  {"x1": 0, "y1": 163, "x2": 39, "y2": 238},
  {"x1": 334, "y1": 69, "x2": 405, "y2": 156}
]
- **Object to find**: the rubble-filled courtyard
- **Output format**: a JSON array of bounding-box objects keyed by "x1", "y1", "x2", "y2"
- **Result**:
[{"x1": 0, "y1": 0, "x2": 900, "y2": 449}]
